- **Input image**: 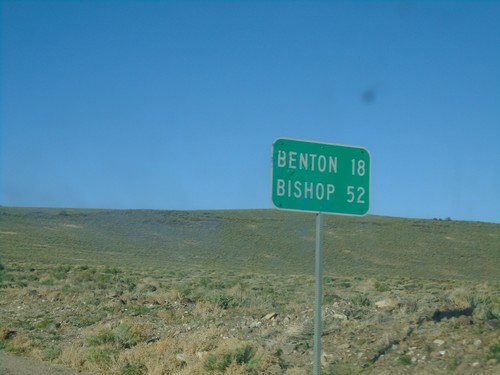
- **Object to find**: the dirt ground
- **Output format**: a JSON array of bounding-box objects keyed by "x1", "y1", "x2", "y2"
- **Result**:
[{"x1": 0, "y1": 352, "x2": 94, "y2": 375}]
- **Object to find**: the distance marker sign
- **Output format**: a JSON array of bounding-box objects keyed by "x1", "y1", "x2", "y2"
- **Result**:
[{"x1": 272, "y1": 138, "x2": 370, "y2": 216}]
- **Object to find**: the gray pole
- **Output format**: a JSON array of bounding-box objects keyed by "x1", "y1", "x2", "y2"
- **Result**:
[{"x1": 313, "y1": 212, "x2": 324, "y2": 375}]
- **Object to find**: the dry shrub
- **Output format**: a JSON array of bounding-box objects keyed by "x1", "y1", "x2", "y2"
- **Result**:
[
  {"x1": 126, "y1": 338, "x2": 185, "y2": 375},
  {"x1": 58, "y1": 343, "x2": 87, "y2": 370},
  {"x1": 120, "y1": 342, "x2": 169, "y2": 375},
  {"x1": 0, "y1": 326, "x2": 10, "y2": 340},
  {"x1": 156, "y1": 309, "x2": 176, "y2": 323},
  {"x1": 179, "y1": 326, "x2": 220, "y2": 356},
  {"x1": 283, "y1": 368, "x2": 308, "y2": 375},
  {"x1": 449, "y1": 288, "x2": 472, "y2": 309},
  {"x1": 85, "y1": 318, "x2": 154, "y2": 348},
  {"x1": 227, "y1": 283, "x2": 246, "y2": 304},
  {"x1": 211, "y1": 361, "x2": 250, "y2": 375},
  {"x1": 29, "y1": 347, "x2": 44, "y2": 361},
  {"x1": 192, "y1": 300, "x2": 223, "y2": 316},
  {"x1": 85, "y1": 346, "x2": 118, "y2": 374},
  {"x1": 200, "y1": 338, "x2": 255, "y2": 374},
  {"x1": 167, "y1": 287, "x2": 182, "y2": 300},
  {"x1": 140, "y1": 290, "x2": 168, "y2": 306},
  {"x1": 5, "y1": 333, "x2": 31, "y2": 354},
  {"x1": 193, "y1": 337, "x2": 282, "y2": 375},
  {"x1": 356, "y1": 278, "x2": 377, "y2": 293},
  {"x1": 119, "y1": 334, "x2": 263, "y2": 375},
  {"x1": 125, "y1": 334, "x2": 219, "y2": 374},
  {"x1": 122, "y1": 318, "x2": 156, "y2": 343},
  {"x1": 150, "y1": 336, "x2": 176, "y2": 353}
]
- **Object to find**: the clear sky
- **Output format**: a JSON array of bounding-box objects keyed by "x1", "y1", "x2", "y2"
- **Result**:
[{"x1": 1, "y1": 0, "x2": 499, "y2": 223}]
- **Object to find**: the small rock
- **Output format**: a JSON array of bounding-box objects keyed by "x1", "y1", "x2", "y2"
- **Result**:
[
  {"x1": 439, "y1": 350, "x2": 446, "y2": 356},
  {"x1": 486, "y1": 358, "x2": 497, "y2": 366},
  {"x1": 176, "y1": 353, "x2": 185, "y2": 362},
  {"x1": 433, "y1": 339, "x2": 445, "y2": 347},
  {"x1": 375, "y1": 299, "x2": 397, "y2": 310},
  {"x1": 473, "y1": 339, "x2": 482, "y2": 347},
  {"x1": 472, "y1": 361, "x2": 481, "y2": 368},
  {"x1": 196, "y1": 351, "x2": 208, "y2": 359},
  {"x1": 321, "y1": 352, "x2": 333, "y2": 366},
  {"x1": 333, "y1": 313, "x2": 347, "y2": 320},
  {"x1": 264, "y1": 312, "x2": 278, "y2": 320},
  {"x1": 250, "y1": 320, "x2": 262, "y2": 328}
]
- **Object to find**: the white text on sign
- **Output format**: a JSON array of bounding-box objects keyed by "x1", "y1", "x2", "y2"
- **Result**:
[
  {"x1": 276, "y1": 179, "x2": 336, "y2": 201},
  {"x1": 277, "y1": 151, "x2": 338, "y2": 173},
  {"x1": 275, "y1": 151, "x2": 367, "y2": 202}
]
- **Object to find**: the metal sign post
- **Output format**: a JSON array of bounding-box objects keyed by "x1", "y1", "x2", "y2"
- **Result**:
[
  {"x1": 271, "y1": 137, "x2": 370, "y2": 374},
  {"x1": 314, "y1": 212, "x2": 324, "y2": 375}
]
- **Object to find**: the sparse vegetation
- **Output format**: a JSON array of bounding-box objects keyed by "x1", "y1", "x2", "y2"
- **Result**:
[
  {"x1": 120, "y1": 362, "x2": 146, "y2": 375},
  {"x1": 0, "y1": 207, "x2": 499, "y2": 374},
  {"x1": 488, "y1": 342, "x2": 500, "y2": 362},
  {"x1": 204, "y1": 345, "x2": 257, "y2": 372},
  {"x1": 398, "y1": 354, "x2": 412, "y2": 365},
  {"x1": 349, "y1": 292, "x2": 371, "y2": 307},
  {"x1": 42, "y1": 344, "x2": 62, "y2": 361}
]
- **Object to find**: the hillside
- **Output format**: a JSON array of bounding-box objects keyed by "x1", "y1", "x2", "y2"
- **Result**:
[
  {"x1": 1, "y1": 207, "x2": 499, "y2": 374},
  {"x1": 1, "y1": 207, "x2": 499, "y2": 281}
]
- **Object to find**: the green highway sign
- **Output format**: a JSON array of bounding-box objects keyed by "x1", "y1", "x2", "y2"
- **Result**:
[{"x1": 272, "y1": 138, "x2": 371, "y2": 216}]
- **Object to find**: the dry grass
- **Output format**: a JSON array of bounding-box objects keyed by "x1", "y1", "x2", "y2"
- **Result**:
[
  {"x1": 1, "y1": 208, "x2": 499, "y2": 374},
  {"x1": 1, "y1": 262, "x2": 499, "y2": 374}
]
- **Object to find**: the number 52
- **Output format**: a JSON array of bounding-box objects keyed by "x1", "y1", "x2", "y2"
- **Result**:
[{"x1": 347, "y1": 186, "x2": 365, "y2": 203}]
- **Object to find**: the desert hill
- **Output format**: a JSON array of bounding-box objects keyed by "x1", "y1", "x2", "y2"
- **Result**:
[{"x1": 1, "y1": 207, "x2": 498, "y2": 281}]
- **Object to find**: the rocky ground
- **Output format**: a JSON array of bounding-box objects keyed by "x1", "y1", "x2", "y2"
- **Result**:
[{"x1": 1, "y1": 263, "x2": 499, "y2": 374}]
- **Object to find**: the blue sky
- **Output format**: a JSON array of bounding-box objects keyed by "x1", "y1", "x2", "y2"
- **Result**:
[{"x1": 1, "y1": 0, "x2": 499, "y2": 223}]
